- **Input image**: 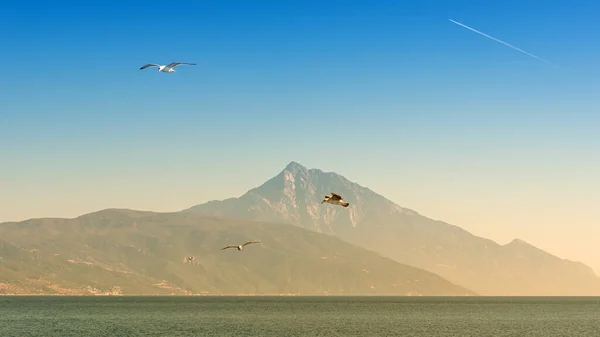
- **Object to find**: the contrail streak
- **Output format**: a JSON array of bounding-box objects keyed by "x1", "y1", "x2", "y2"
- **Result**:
[{"x1": 448, "y1": 19, "x2": 558, "y2": 68}]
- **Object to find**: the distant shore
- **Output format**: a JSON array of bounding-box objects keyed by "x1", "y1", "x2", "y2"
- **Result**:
[{"x1": 0, "y1": 293, "x2": 474, "y2": 297}]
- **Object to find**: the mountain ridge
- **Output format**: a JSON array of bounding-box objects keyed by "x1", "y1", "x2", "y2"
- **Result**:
[
  {"x1": 184, "y1": 161, "x2": 600, "y2": 296},
  {"x1": 0, "y1": 209, "x2": 474, "y2": 296}
]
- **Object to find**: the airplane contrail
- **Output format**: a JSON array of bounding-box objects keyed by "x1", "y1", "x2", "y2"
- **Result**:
[{"x1": 448, "y1": 19, "x2": 559, "y2": 68}]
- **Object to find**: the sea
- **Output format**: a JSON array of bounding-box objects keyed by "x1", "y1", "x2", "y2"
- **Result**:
[{"x1": 1, "y1": 296, "x2": 599, "y2": 336}]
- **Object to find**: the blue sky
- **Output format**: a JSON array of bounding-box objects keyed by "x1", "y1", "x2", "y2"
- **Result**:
[{"x1": 1, "y1": 0, "x2": 600, "y2": 271}]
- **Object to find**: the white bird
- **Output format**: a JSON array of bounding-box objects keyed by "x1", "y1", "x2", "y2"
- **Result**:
[
  {"x1": 139, "y1": 62, "x2": 196, "y2": 73},
  {"x1": 321, "y1": 192, "x2": 349, "y2": 208},
  {"x1": 221, "y1": 241, "x2": 260, "y2": 251}
]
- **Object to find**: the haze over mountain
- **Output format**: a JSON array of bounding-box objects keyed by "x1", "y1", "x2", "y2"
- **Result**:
[
  {"x1": 185, "y1": 161, "x2": 600, "y2": 296},
  {"x1": 0, "y1": 209, "x2": 473, "y2": 296}
]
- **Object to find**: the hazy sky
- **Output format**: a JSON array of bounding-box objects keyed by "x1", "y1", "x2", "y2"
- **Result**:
[{"x1": 1, "y1": 1, "x2": 599, "y2": 273}]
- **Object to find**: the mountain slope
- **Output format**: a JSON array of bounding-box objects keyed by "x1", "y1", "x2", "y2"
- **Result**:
[
  {"x1": 184, "y1": 161, "x2": 600, "y2": 296},
  {"x1": 0, "y1": 209, "x2": 473, "y2": 296}
]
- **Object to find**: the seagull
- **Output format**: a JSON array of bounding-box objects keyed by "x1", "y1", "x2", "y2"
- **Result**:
[
  {"x1": 321, "y1": 192, "x2": 349, "y2": 207},
  {"x1": 139, "y1": 62, "x2": 196, "y2": 73},
  {"x1": 221, "y1": 241, "x2": 260, "y2": 251},
  {"x1": 187, "y1": 256, "x2": 195, "y2": 262}
]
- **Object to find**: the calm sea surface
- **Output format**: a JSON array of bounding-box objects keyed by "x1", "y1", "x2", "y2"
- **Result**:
[{"x1": 1, "y1": 296, "x2": 599, "y2": 336}]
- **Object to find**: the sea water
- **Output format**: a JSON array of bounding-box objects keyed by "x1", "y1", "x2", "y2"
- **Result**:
[{"x1": 1, "y1": 296, "x2": 599, "y2": 336}]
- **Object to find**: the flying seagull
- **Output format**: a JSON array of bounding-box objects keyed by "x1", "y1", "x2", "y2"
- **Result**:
[
  {"x1": 221, "y1": 241, "x2": 260, "y2": 251},
  {"x1": 187, "y1": 256, "x2": 195, "y2": 262},
  {"x1": 321, "y1": 192, "x2": 349, "y2": 207},
  {"x1": 139, "y1": 62, "x2": 197, "y2": 73}
]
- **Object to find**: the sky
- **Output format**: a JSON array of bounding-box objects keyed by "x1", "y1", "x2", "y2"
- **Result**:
[{"x1": 1, "y1": 0, "x2": 599, "y2": 273}]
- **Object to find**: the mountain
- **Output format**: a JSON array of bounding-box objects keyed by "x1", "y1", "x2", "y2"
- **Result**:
[
  {"x1": 184, "y1": 161, "x2": 600, "y2": 296},
  {"x1": 0, "y1": 209, "x2": 474, "y2": 296}
]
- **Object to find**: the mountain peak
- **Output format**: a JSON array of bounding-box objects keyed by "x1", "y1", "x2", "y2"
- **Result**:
[
  {"x1": 285, "y1": 161, "x2": 305, "y2": 170},
  {"x1": 505, "y1": 238, "x2": 538, "y2": 249},
  {"x1": 185, "y1": 161, "x2": 404, "y2": 231},
  {"x1": 282, "y1": 161, "x2": 309, "y2": 175},
  {"x1": 507, "y1": 238, "x2": 529, "y2": 245}
]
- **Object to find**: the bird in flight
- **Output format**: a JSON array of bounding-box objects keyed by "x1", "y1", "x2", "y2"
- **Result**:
[
  {"x1": 139, "y1": 62, "x2": 196, "y2": 73},
  {"x1": 187, "y1": 256, "x2": 195, "y2": 262},
  {"x1": 321, "y1": 192, "x2": 349, "y2": 207},
  {"x1": 221, "y1": 241, "x2": 260, "y2": 251}
]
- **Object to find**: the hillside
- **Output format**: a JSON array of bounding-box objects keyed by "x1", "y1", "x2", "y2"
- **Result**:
[
  {"x1": 184, "y1": 161, "x2": 600, "y2": 296},
  {"x1": 0, "y1": 209, "x2": 473, "y2": 296}
]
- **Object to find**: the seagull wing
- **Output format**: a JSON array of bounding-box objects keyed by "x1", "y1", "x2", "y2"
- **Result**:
[
  {"x1": 165, "y1": 62, "x2": 197, "y2": 69},
  {"x1": 330, "y1": 192, "x2": 343, "y2": 200},
  {"x1": 221, "y1": 245, "x2": 237, "y2": 250},
  {"x1": 140, "y1": 63, "x2": 160, "y2": 70},
  {"x1": 242, "y1": 241, "x2": 260, "y2": 247}
]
